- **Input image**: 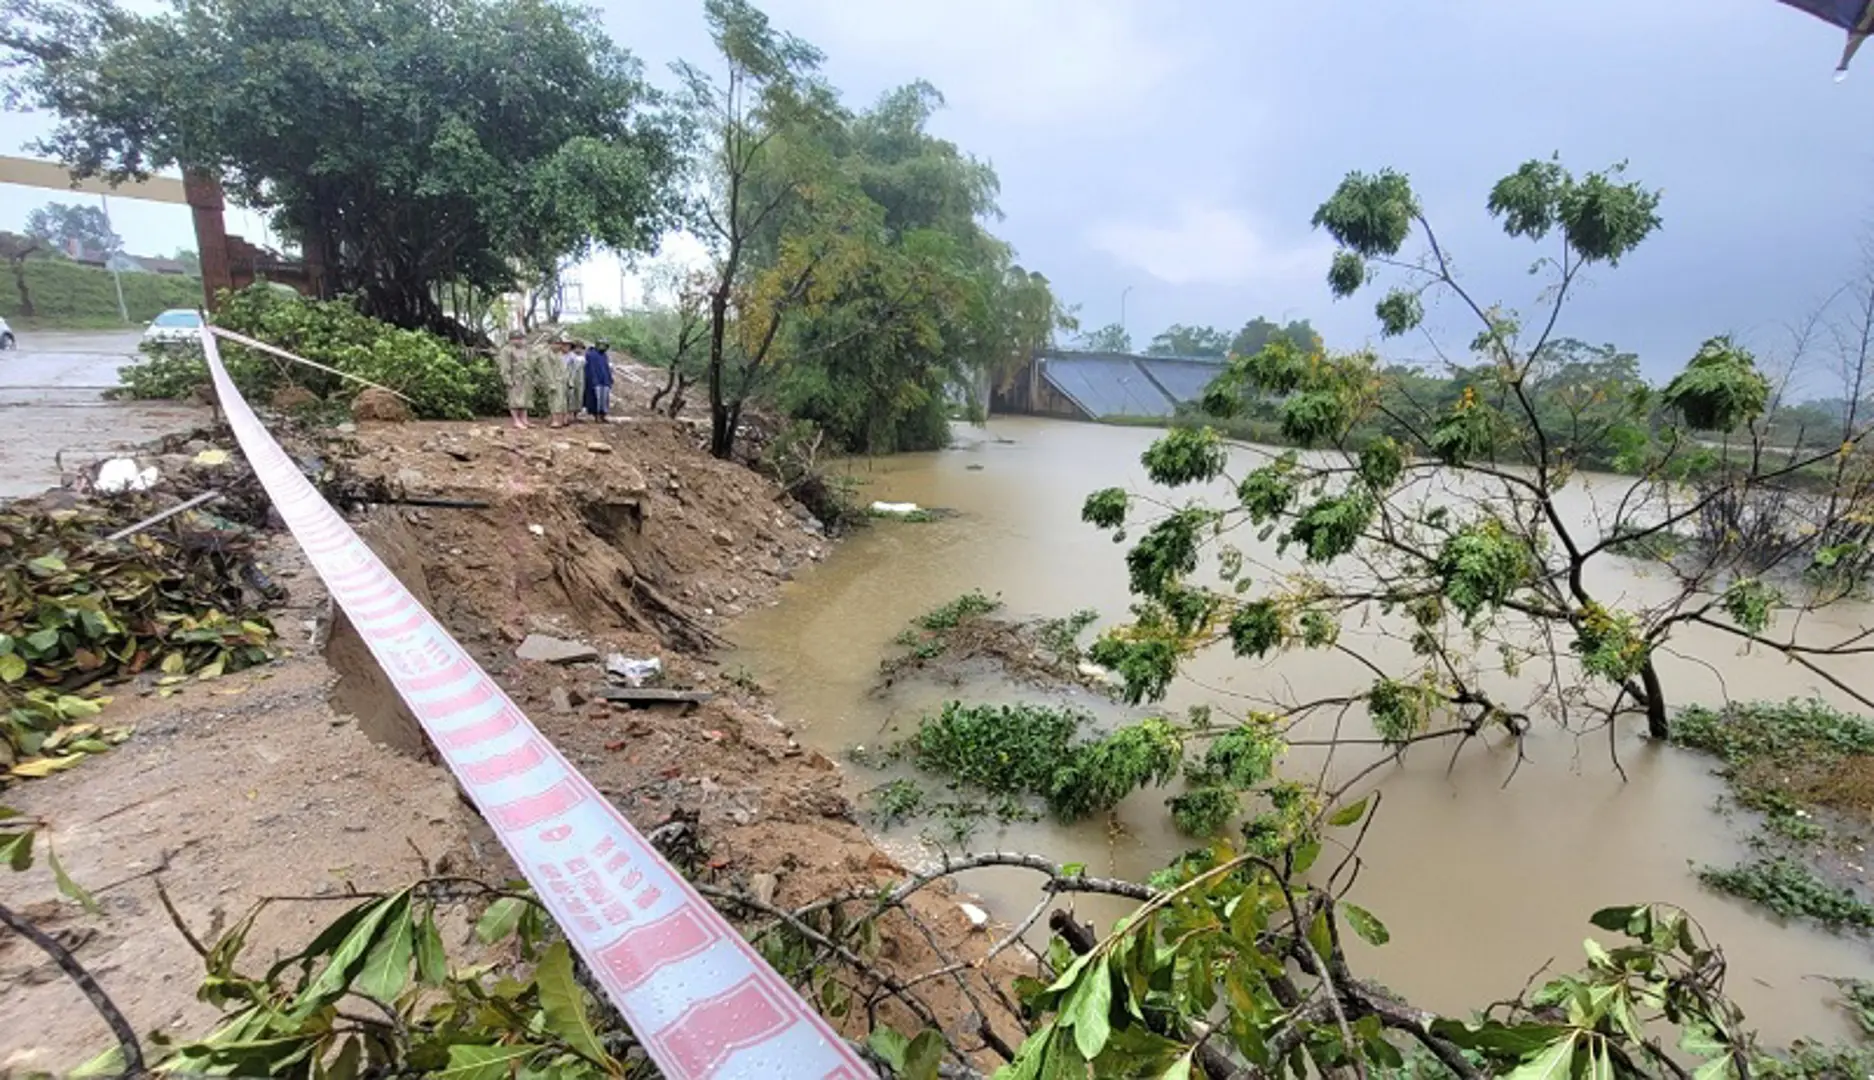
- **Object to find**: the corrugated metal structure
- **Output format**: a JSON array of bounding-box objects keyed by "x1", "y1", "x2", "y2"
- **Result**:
[{"x1": 992, "y1": 351, "x2": 1227, "y2": 421}]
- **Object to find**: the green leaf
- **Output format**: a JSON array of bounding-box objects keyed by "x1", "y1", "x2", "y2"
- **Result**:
[
  {"x1": 55, "y1": 696, "x2": 103, "y2": 718},
  {"x1": 326, "y1": 1036, "x2": 363, "y2": 1080},
  {"x1": 27, "y1": 554, "x2": 66, "y2": 575},
  {"x1": 1291, "y1": 837, "x2": 1322, "y2": 875},
  {"x1": 475, "y1": 896, "x2": 526, "y2": 944},
  {"x1": 67, "y1": 1045, "x2": 124, "y2": 1078},
  {"x1": 1067, "y1": 956, "x2": 1114, "y2": 1060},
  {"x1": 867, "y1": 1027, "x2": 910, "y2": 1069},
  {"x1": 1504, "y1": 1033, "x2": 1577, "y2": 1080},
  {"x1": 437, "y1": 1044, "x2": 543, "y2": 1080},
  {"x1": 1160, "y1": 1051, "x2": 1194, "y2": 1080},
  {"x1": 1342, "y1": 903, "x2": 1389, "y2": 946},
  {"x1": 1326, "y1": 796, "x2": 1369, "y2": 827},
  {"x1": 903, "y1": 1029, "x2": 945, "y2": 1080},
  {"x1": 0, "y1": 829, "x2": 33, "y2": 872},
  {"x1": 0, "y1": 654, "x2": 25, "y2": 683},
  {"x1": 296, "y1": 892, "x2": 403, "y2": 1013},
  {"x1": 49, "y1": 844, "x2": 99, "y2": 914},
  {"x1": 1588, "y1": 905, "x2": 1644, "y2": 934},
  {"x1": 414, "y1": 910, "x2": 447, "y2": 986},
  {"x1": 536, "y1": 940, "x2": 612, "y2": 1067},
  {"x1": 352, "y1": 896, "x2": 414, "y2": 1003}
]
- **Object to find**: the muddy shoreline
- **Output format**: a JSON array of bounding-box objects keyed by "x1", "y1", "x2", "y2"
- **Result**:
[{"x1": 0, "y1": 410, "x2": 1015, "y2": 1073}]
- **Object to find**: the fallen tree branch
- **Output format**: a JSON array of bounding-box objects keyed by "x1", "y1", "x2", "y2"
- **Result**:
[{"x1": 0, "y1": 898, "x2": 144, "y2": 1078}]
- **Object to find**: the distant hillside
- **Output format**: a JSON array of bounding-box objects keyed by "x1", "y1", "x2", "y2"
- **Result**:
[{"x1": 1, "y1": 258, "x2": 203, "y2": 326}]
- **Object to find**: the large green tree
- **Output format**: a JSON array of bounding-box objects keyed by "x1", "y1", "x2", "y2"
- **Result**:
[
  {"x1": 25, "y1": 201, "x2": 119, "y2": 258},
  {"x1": 1230, "y1": 315, "x2": 1319, "y2": 358},
  {"x1": 1079, "y1": 322, "x2": 1133, "y2": 352},
  {"x1": 1147, "y1": 323, "x2": 1231, "y2": 357},
  {"x1": 685, "y1": 7, "x2": 1064, "y2": 457},
  {"x1": 0, "y1": 0, "x2": 681, "y2": 335},
  {"x1": 679, "y1": 0, "x2": 841, "y2": 458}
]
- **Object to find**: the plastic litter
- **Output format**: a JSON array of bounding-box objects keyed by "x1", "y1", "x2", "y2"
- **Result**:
[
  {"x1": 95, "y1": 457, "x2": 159, "y2": 493},
  {"x1": 869, "y1": 501, "x2": 920, "y2": 516},
  {"x1": 606, "y1": 654, "x2": 662, "y2": 687}
]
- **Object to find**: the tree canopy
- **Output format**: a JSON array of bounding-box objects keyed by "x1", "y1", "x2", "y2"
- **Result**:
[
  {"x1": 1146, "y1": 323, "x2": 1231, "y2": 357},
  {"x1": 682, "y1": 0, "x2": 1066, "y2": 458},
  {"x1": 1231, "y1": 315, "x2": 1319, "y2": 358},
  {"x1": 1078, "y1": 322, "x2": 1133, "y2": 353},
  {"x1": 0, "y1": 0, "x2": 684, "y2": 334},
  {"x1": 25, "y1": 201, "x2": 118, "y2": 257}
]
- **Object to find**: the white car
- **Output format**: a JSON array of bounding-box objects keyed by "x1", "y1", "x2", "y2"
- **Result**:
[
  {"x1": 142, "y1": 308, "x2": 204, "y2": 346},
  {"x1": 0, "y1": 316, "x2": 13, "y2": 350}
]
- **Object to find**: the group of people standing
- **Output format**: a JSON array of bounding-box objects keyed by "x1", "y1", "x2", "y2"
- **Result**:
[{"x1": 496, "y1": 330, "x2": 616, "y2": 430}]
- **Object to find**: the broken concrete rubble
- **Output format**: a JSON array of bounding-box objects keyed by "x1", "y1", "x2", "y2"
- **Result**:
[{"x1": 515, "y1": 634, "x2": 598, "y2": 664}]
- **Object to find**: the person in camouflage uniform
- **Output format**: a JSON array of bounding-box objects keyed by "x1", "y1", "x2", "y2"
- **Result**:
[{"x1": 497, "y1": 328, "x2": 536, "y2": 429}]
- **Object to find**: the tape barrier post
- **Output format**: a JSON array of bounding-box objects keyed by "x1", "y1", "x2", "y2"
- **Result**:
[{"x1": 197, "y1": 329, "x2": 874, "y2": 1080}]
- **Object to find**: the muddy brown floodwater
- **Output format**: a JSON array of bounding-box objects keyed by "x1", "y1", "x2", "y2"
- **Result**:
[{"x1": 728, "y1": 416, "x2": 1874, "y2": 1045}]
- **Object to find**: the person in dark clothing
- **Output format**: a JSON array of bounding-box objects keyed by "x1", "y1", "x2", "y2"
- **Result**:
[{"x1": 583, "y1": 339, "x2": 615, "y2": 421}]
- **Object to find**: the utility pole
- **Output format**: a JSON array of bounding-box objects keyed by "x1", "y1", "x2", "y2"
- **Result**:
[{"x1": 98, "y1": 193, "x2": 129, "y2": 324}]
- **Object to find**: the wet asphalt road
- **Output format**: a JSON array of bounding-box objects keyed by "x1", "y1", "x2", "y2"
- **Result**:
[{"x1": 0, "y1": 329, "x2": 210, "y2": 500}]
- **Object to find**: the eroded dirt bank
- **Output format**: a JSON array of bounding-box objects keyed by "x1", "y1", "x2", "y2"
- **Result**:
[{"x1": 0, "y1": 412, "x2": 1017, "y2": 1073}]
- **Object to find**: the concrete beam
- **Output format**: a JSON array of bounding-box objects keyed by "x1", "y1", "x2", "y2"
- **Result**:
[{"x1": 0, "y1": 155, "x2": 188, "y2": 205}]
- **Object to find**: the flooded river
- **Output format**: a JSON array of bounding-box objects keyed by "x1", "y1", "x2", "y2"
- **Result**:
[{"x1": 729, "y1": 416, "x2": 1873, "y2": 1044}]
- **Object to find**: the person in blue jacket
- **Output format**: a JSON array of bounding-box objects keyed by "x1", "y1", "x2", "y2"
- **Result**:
[{"x1": 582, "y1": 338, "x2": 615, "y2": 422}]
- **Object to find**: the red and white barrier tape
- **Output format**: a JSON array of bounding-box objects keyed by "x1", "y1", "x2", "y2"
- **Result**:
[{"x1": 199, "y1": 328, "x2": 872, "y2": 1079}]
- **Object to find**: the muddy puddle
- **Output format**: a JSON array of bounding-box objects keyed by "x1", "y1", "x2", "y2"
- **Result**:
[{"x1": 728, "y1": 416, "x2": 1874, "y2": 1043}]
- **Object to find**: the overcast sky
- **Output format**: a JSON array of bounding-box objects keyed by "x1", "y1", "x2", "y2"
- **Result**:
[{"x1": 3, "y1": 0, "x2": 1869, "y2": 382}]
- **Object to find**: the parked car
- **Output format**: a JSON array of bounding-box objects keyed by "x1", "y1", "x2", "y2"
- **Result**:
[
  {"x1": 0, "y1": 316, "x2": 14, "y2": 350},
  {"x1": 142, "y1": 308, "x2": 204, "y2": 346}
]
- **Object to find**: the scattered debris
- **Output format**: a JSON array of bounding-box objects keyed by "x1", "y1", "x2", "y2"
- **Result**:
[
  {"x1": 869, "y1": 501, "x2": 920, "y2": 516},
  {"x1": 605, "y1": 655, "x2": 662, "y2": 687},
  {"x1": 749, "y1": 871, "x2": 779, "y2": 906},
  {"x1": 1, "y1": 499, "x2": 275, "y2": 784},
  {"x1": 527, "y1": 523, "x2": 546, "y2": 537},
  {"x1": 94, "y1": 458, "x2": 159, "y2": 493},
  {"x1": 515, "y1": 635, "x2": 598, "y2": 665},
  {"x1": 592, "y1": 686, "x2": 715, "y2": 707},
  {"x1": 587, "y1": 442, "x2": 612, "y2": 454},
  {"x1": 959, "y1": 902, "x2": 990, "y2": 930}
]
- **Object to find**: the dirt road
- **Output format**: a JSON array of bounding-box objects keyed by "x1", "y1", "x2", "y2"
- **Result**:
[{"x1": 0, "y1": 329, "x2": 209, "y2": 500}]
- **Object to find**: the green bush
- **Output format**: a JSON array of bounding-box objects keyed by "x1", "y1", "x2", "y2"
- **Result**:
[
  {"x1": 114, "y1": 285, "x2": 502, "y2": 419},
  {"x1": 0, "y1": 258, "x2": 203, "y2": 324}
]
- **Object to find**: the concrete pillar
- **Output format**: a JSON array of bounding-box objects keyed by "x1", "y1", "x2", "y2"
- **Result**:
[{"x1": 184, "y1": 169, "x2": 232, "y2": 312}]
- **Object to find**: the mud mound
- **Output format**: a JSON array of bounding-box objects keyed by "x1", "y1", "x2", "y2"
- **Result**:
[
  {"x1": 331, "y1": 419, "x2": 826, "y2": 652},
  {"x1": 351, "y1": 388, "x2": 413, "y2": 422}
]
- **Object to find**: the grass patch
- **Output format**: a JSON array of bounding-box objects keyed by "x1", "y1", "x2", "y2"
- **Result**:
[
  {"x1": 1672, "y1": 699, "x2": 1874, "y2": 932},
  {"x1": 883, "y1": 592, "x2": 1108, "y2": 691},
  {"x1": 0, "y1": 259, "x2": 202, "y2": 324},
  {"x1": 909, "y1": 701, "x2": 1084, "y2": 795},
  {"x1": 1673, "y1": 699, "x2": 1874, "y2": 765},
  {"x1": 1698, "y1": 858, "x2": 1874, "y2": 929},
  {"x1": 904, "y1": 702, "x2": 1182, "y2": 824}
]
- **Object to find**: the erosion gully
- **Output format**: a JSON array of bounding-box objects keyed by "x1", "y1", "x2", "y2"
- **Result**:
[{"x1": 727, "y1": 416, "x2": 1872, "y2": 1045}]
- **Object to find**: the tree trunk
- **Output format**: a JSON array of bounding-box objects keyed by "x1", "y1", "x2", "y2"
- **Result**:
[
  {"x1": 708, "y1": 284, "x2": 734, "y2": 459},
  {"x1": 1639, "y1": 659, "x2": 1669, "y2": 740},
  {"x1": 10, "y1": 259, "x2": 34, "y2": 317}
]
